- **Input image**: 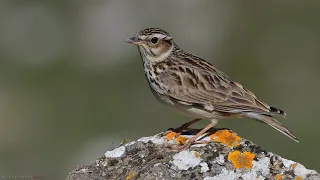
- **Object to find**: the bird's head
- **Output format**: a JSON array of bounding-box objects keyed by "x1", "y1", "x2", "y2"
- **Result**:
[{"x1": 126, "y1": 28, "x2": 175, "y2": 62}]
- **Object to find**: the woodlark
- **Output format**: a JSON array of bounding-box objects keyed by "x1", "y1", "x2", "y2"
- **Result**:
[{"x1": 126, "y1": 28, "x2": 298, "y2": 150}]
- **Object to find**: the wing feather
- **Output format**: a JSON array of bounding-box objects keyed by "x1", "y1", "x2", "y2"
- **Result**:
[{"x1": 157, "y1": 56, "x2": 279, "y2": 117}]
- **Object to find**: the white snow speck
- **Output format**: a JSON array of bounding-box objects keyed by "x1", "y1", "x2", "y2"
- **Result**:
[
  {"x1": 80, "y1": 168, "x2": 89, "y2": 173},
  {"x1": 251, "y1": 157, "x2": 270, "y2": 176},
  {"x1": 124, "y1": 141, "x2": 136, "y2": 147},
  {"x1": 104, "y1": 146, "x2": 125, "y2": 158},
  {"x1": 154, "y1": 163, "x2": 162, "y2": 167},
  {"x1": 242, "y1": 171, "x2": 264, "y2": 180},
  {"x1": 214, "y1": 155, "x2": 225, "y2": 165},
  {"x1": 203, "y1": 168, "x2": 239, "y2": 180},
  {"x1": 138, "y1": 135, "x2": 165, "y2": 144},
  {"x1": 282, "y1": 158, "x2": 295, "y2": 168},
  {"x1": 200, "y1": 162, "x2": 209, "y2": 173},
  {"x1": 171, "y1": 150, "x2": 202, "y2": 170}
]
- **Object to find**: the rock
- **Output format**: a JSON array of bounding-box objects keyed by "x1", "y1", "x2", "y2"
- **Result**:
[{"x1": 66, "y1": 129, "x2": 319, "y2": 180}]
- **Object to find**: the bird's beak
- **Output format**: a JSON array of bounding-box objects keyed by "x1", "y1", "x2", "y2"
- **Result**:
[{"x1": 125, "y1": 36, "x2": 142, "y2": 45}]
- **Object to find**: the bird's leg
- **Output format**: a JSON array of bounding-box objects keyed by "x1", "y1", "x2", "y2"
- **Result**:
[
  {"x1": 172, "y1": 119, "x2": 219, "y2": 151},
  {"x1": 163, "y1": 118, "x2": 202, "y2": 137}
]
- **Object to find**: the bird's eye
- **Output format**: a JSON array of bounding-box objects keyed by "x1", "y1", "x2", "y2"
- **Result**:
[{"x1": 151, "y1": 37, "x2": 158, "y2": 44}]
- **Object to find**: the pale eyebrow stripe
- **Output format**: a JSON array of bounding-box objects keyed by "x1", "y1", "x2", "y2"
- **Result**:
[
  {"x1": 138, "y1": 35, "x2": 147, "y2": 40},
  {"x1": 153, "y1": 34, "x2": 167, "y2": 39}
]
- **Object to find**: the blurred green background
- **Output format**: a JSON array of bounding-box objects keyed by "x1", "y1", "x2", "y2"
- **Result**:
[{"x1": 0, "y1": 1, "x2": 319, "y2": 179}]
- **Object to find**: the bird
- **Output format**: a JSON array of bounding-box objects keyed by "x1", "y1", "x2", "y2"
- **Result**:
[{"x1": 125, "y1": 28, "x2": 299, "y2": 150}]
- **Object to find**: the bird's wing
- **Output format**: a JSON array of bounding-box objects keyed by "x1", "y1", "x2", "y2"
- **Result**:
[{"x1": 157, "y1": 56, "x2": 284, "y2": 116}]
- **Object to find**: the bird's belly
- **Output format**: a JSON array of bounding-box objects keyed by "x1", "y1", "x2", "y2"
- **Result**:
[
  {"x1": 184, "y1": 107, "x2": 220, "y2": 119},
  {"x1": 150, "y1": 89, "x2": 221, "y2": 120}
]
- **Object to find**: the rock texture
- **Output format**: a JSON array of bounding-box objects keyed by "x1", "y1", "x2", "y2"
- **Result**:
[{"x1": 66, "y1": 129, "x2": 319, "y2": 180}]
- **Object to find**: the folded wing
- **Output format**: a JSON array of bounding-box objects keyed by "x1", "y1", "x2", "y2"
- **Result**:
[{"x1": 157, "y1": 57, "x2": 285, "y2": 117}]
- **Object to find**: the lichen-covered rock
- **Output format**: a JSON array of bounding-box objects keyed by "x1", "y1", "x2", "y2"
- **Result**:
[{"x1": 66, "y1": 130, "x2": 319, "y2": 180}]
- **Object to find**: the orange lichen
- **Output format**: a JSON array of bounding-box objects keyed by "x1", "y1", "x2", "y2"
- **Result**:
[
  {"x1": 166, "y1": 132, "x2": 177, "y2": 141},
  {"x1": 194, "y1": 151, "x2": 200, "y2": 158},
  {"x1": 126, "y1": 171, "x2": 135, "y2": 180},
  {"x1": 209, "y1": 130, "x2": 241, "y2": 148},
  {"x1": 175, "y1": 135, "x2": 189, "y2": 145},
  {"x1": 291, "y1": 163, "x2": 298, "y2": 169},
  {"x1": 228, "y1": 150, "x2": 255, "y2": 169},
  {"x1": 294, "y1": 176, "x2": 302, "y2": 180},
  {"x1": 275, "y1": 174, "x2": 283, "y2": 180}
]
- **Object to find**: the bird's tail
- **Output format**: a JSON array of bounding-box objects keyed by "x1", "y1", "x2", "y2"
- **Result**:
[
  {"x1": 269, "y1": 106, "x2": 287, "y2": 117},
  {"x1": 246, "y1": 113, "x2": 299, "y2": 143}
]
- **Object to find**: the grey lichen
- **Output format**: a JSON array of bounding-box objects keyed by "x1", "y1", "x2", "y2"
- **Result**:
[{"x1": 66, "y1": 131, "x2": 319, "y2": 180}]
